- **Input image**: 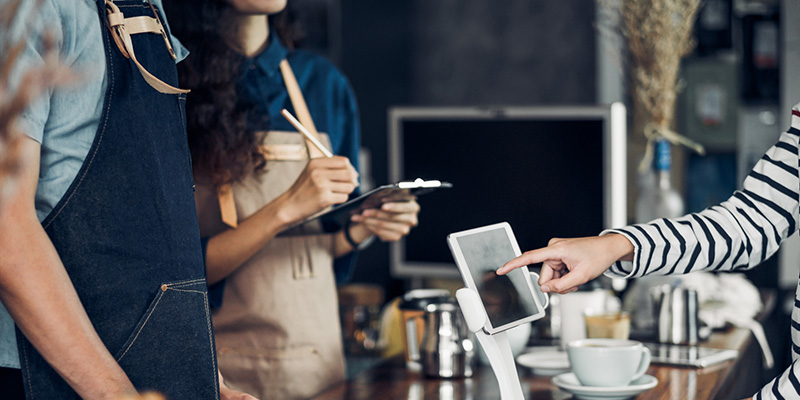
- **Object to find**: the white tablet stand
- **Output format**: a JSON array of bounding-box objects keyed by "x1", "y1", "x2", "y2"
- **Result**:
[{"x1": 455, "y1": 273, "x2": 548, "y2": 400}]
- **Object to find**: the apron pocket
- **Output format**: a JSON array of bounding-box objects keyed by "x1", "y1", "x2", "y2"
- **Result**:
[
  {"x1": 217, "y1": 345, "x2": 337, "y2": 399},
  {"x1": 113, "y1": 278, "x2": 218, "y2": 397}
]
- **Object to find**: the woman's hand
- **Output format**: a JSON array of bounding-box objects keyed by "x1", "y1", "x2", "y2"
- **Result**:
[
  {"x1": 496, "y1": 234, "x2": 634, "y2": 294},
  {"x1": 334, "y1": 198, "x2": 420, "y2": 256},
  {"x1": 278, "y1": 156, "x2": 359, "y2": 225},
  {"x1": 350, "y1": 199, "x2": 420, "y2": 242}
]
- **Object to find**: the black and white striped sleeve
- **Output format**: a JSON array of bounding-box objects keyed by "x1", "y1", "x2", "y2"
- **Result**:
[
  {"x1": 754, "y1": 359, "x2": 800, "y2": 400},
  {"x1": 602, "y1": 105, "x2": 800, "y2": 279}
]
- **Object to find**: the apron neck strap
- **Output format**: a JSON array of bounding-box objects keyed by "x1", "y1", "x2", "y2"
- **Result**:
[
  {"x1": 104, "y1": 0, "x2": 189, "y2": 94},
  {"x1": 279, "y1": 59, "x2": 325, "y2": 159}
]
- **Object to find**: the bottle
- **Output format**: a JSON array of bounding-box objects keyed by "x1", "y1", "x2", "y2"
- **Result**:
[
  {"x1": 636, "y1": 139, "x2": 685, "y2": 223},
  {"x1": 630, "y1": 140, "x2": 686, "y2": 331}
]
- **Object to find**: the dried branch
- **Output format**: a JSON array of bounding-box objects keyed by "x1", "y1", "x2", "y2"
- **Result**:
[
  {"x1": 598, "y1": 0, "x2": 703, "y2": 169},
  {"x1": 622, "y1": 0, "x2": 700, "y2": 128}
]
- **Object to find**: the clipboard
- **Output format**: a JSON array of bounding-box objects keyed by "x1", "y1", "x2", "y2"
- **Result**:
[{"x1": 280, "y1": 179, "x2": 452, "y2": 235}]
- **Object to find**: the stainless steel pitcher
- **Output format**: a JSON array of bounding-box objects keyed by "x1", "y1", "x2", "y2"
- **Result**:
[
  {"x1": 651, "y1": 284, "x2": 699, "y2": 345},
  {"x1": 419, "y1": 302, "x2": 474, "y2": 378}
]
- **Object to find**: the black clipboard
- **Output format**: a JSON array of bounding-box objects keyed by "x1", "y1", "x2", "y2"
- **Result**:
[{"x1": 280, "y1": 179, "x2": 452, "y2": 235}]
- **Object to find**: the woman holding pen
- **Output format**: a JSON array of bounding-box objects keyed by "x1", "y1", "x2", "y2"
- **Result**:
[{"x1": 164, "y1": 0, "x2": 420, "y2": 398}]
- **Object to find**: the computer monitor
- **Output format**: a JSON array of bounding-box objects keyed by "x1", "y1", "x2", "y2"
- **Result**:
[{"x1": 388, "y1": 103, "x2": 627, "y2": 279}]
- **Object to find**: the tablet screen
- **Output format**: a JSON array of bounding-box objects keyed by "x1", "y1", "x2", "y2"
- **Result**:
[{"x1": 455, "y1": 226, "x2": 539, "y2": 330}]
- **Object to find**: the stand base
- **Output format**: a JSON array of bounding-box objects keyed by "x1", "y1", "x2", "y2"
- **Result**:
[{"x1": 457, "y1": 288, "x2": 525, "y2": 400}]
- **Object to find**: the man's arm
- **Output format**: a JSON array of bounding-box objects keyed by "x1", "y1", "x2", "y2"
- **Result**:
[{"x1": 0, "y1": 138, "x2": 135, "y2": 399}]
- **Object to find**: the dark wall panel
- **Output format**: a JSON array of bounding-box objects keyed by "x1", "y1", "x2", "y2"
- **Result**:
[
  {"x1": 409, "y1": 0, "x2": 596, "y2": 105},
  {"x1": 337, "y1": 0, "x2": 597, "y2": 291}
]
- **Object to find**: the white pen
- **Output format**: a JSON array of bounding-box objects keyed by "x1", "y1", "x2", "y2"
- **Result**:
[{"x1": 280, "y1": 108, "x2": 334, "y2": 158}]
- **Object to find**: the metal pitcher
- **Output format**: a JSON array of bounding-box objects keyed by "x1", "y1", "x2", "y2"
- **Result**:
[
  {"x1": 419, "y1": 302, "x2": 474, "y2": 378},
  {"x1": 651, "y1": 284, "x2": 699, "y2": 345},
  {"x1": 400, "y1": 289, "x2": 453, "y2": 371}
]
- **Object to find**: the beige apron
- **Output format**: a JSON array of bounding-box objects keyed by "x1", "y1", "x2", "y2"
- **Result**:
[{"x1": 195, "y1": 60, "x2": 345, "y2": 399}]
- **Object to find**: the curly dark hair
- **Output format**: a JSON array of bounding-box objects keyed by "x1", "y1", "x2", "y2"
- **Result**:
[{"x1": 163, "y1": 0, "x2": 266, "y2": 186}]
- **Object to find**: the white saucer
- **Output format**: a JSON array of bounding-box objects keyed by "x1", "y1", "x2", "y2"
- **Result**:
[
  {"x1": 551, "y1": 372, "x2": 658, "y2": 400},
  {"x1": 516, "y1": 349, "x2": 570, "y2": 376}
]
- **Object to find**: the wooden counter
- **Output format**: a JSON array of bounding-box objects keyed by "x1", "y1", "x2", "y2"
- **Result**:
[
  {"x1": 312, "y1": 327, "x2": 761, "y2": 400},
  {"x1": 313, "y1": 292, "x2": 775, "y2": 400}
]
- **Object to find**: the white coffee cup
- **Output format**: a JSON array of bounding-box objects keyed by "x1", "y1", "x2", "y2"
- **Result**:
[{"x1": 566, "y1": 338, "x2": 651, "y2": 387}]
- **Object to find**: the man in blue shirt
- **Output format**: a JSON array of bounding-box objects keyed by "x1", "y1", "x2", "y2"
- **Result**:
[{"x1": 0, "y1": 1, "x2": 255, "y2": 398}]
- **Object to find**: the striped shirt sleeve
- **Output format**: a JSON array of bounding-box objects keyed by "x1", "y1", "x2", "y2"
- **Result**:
[
  {"x1": 602, "y1": 104, "x2": 800, "y2": 399},
  {"x1": 754, "y1": 359, "x2": 800, "y2": 400},
  {"x1": 603, "y1": 105, "x2": 800, "y2": 279}
]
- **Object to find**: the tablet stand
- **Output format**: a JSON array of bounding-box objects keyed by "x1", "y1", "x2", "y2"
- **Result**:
[
  {"x1": 456, "y1": 288, "x2": 525, "y2": 400},
  {"x1": 455, "y1": 270, "x2": 549, "y2": 400}
]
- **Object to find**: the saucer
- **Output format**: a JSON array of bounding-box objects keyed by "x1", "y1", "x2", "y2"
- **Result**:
[
  {"x1": 551, "y1": 372, "x2": 658, "y2": 400},
  {"x1": 516, "y1": 349, "x2": 570, "y2": 376}
]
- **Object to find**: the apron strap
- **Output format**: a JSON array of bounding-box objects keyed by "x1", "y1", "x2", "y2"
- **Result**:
[
  {"x1": 105, "y1": 0, "x2": 189, "y2": 94},
  {"x1": 279, "y1": 59, "x2": 326, "y2": 159},
  {"x1": 218, "y1": 183, "x2": 238, "y2": 228}
]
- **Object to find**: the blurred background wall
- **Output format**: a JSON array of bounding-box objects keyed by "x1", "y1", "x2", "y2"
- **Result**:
[
  {"x1": 289, "y1": 0, "x2": 598, "y2": 294},
  {"x1": 287, "y1": 0, "x2": 795, "y2": 300}
]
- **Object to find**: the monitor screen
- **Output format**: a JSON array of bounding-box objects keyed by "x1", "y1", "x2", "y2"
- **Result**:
[{"x1": 389, "y1": 105, "x2": 626, "y2": 279}]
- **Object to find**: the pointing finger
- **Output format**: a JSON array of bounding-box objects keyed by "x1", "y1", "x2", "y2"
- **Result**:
[{"x1": 497, "y1": 246, "x2": 560, "y2": 275}]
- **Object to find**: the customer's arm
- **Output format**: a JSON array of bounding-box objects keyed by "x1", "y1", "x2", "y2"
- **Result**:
[
  {"x1": 0, "y1": 138, "x2": 135, "y2": 399},
  {"x1": 501, "y1": 107, "x2": 800, "y2": 294},
  {"x1": 751, "y1": 359, "x2": 800, "y2": 400}
]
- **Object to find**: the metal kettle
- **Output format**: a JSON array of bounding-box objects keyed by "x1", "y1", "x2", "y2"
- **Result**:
[
  {"x1": 651, "y1": 283, "x2": 699, "y2": 345},
  {"x1": 419, "y1": 302, "x2": 474, "y2": 378}
]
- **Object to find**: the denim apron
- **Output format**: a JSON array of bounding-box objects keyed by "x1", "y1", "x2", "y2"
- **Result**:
[
  {"x1": 14, "y1": 1, "x2": 219, "y2": 399},
  {"x1": 194, "y1": 61, "x2": 345, "y2": 399}
]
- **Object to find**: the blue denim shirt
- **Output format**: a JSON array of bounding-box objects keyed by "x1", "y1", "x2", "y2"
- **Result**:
[
  {"x1": 238, "y1": 33, "x2": 360, "y2": 173},
  {"x1": 207, "y1": 32, "x2": 361, "y2": 307},
  {"x1": 0, "y1": 0, "x2": 188, "y2": 369}
]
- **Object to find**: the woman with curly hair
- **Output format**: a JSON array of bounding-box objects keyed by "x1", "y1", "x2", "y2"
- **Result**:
[{"x1": 164, "y1": 1, "x2": 421, "y2": 398}]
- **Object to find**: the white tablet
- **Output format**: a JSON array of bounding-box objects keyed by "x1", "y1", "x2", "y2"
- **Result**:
[{"x1": 447, "y1": 222, "x2": 548, "y2": 334}]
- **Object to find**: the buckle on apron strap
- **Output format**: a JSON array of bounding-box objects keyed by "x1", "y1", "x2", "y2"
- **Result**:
[{"x1": 104, "y1": 0, "x2": 187, "y2": 94}]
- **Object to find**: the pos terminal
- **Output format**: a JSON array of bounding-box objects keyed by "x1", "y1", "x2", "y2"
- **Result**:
[{"x1": 447, "y1": 222, "x2": 549, "y2": 400}]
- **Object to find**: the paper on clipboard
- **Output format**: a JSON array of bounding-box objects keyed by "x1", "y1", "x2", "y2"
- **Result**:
[{"x1": 280, "y1": 178, "x2": 452, "y2": 235}]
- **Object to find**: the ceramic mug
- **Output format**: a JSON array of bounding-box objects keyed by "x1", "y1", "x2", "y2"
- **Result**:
[{"x1": 566, "y1": 338, "x2": 651, "y2": 387}]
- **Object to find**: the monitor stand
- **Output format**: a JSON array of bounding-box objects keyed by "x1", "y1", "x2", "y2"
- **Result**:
[{"x1": 456, "y1": 288, "x2": 525, "y2": 400}]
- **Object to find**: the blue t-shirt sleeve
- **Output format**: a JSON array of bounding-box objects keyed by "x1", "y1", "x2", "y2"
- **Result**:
[{"x1": 11, "y1": 0, "x2": 61, "y2": 143}]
